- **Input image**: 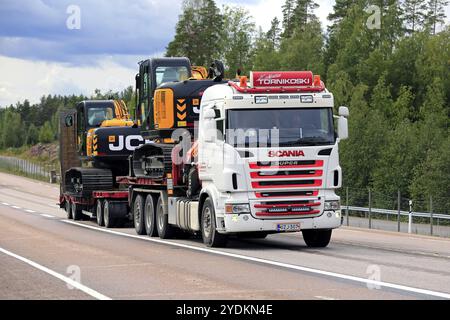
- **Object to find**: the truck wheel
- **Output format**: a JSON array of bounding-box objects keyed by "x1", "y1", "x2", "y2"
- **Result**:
[
  {"x1": 156, "y1": 196, "x2": 176, "y2": 239},
  {"x1": 96, "y1": 200, "x2": 104, "y2": 226},
  {"x1": 144, "y1": 194, "x2": 158, "y2": 237},
  {"x1": 65, "y1": 200, "x2": 73, "y2": 219},
  {"x1": 201, "y1": 198, "x2": 227, "y2": 248},
  {"x1": 133, "y1": 194, "x2": 145, "y2": 235},
  {"x1": 103, "y1": 200, "x2": 116, "y2": 228},
  {"x1": 302, "y1": 229, "x2": 332, "y2": 248},
  {"x1": 71, "y1": 202, "x2": 83, "y2": 221}
]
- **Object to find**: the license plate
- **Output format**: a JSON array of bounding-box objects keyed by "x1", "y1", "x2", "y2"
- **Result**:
[{"x1": 277, "y1": 223, "x2": 301, "y2": 232}]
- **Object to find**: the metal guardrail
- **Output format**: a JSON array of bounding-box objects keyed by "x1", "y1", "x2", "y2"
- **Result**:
[{"x1": 345, "y1": 206, "x2": 450, "y2": 220}]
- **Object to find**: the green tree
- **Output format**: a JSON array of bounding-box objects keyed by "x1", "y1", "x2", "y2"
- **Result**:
[
  {"x1": 282, "y1": 0, "x2": 296, "y2": 38},
  {"x1": 221, "y1": 6, "x2": 256, "y2": 77},
  {"x1": 38, "y1": 121, "x2": 55, "y2": 144},
  {"x1": 402, "y1": 0, "x2": 428, "y2": 33},
  {"x1": 166, "y1": 0, "x2": 223, "y2": 66},
  {"x1": 26, "y1": 124, "x2": 39, "y2": 146},
  {"x1": 424, "y1": 0, "x2": 448, "y2": 34}
]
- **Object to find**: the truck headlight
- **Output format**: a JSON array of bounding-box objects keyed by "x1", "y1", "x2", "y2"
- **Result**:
[
  {"x1": 225, "y1": 204, "x2": 250, "y2": 214},
  {"x1": 324, "y1": 200, "x2": 340, "y2": 211}
]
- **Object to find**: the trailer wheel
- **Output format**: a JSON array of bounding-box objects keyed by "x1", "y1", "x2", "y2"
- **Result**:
[
  {"x1": 65, "y1": 200, "x2": 73, "y2": 219},
  {"x1": 156, "y1": 196, "x2": 176, "y2": 239},
  {"x1": 302, "y1": 229, "x2": 332, "y2": 248},
  {"x1": 71, "y1": 202, "x2": 83, "y2": 221},
  {"x1": 103, "y1": 200, "x2": 116, "y2": 228},
  {"x1": 133, "y1": 194, "x2": 145, "y2": 235},
  {"x1": 201, "y1": 198, "x2": 227, "y2": 248},
  {"x1": 96, "y1": 200, "x2": 104, "y2": 226},
  {"x1": 144, "y1": 194, "x2": 158, "y2": 237}
]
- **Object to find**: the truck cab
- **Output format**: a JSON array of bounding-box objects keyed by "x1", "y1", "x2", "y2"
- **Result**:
[{"x1": 194, "y1": 71, "x2": 349, "y2": 247}]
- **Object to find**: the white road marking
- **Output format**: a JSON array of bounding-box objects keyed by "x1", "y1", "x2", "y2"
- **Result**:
[
  {"x1": 315, "y1": 296, "x2": 337, "y2": 300},
  {"x1": 2, "y1": 202, "x2": 10, "y2": 206},
  {"x1": 63, "y1": 220, "x2": 450, "y2": 300},
  {"x1": 0, "y1": 246, "x2": 111, "y2": 300},
  {"x1": 11, "y1": 206, "x2": 21, "y2": 209},
  {"x1": 40, "y1": 214, "x2": 55, "y2": 219},
  {"x1": 25, "y1": 209, "x2": 36, "y2": 213}
]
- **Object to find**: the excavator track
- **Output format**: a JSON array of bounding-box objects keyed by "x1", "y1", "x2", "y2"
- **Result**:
[
  {"x1": 65, "y1": 167, "x2": 114, "y2": 197},
  {"x1": 132, "y1": 143, "x2": 175, "y2": 179}
]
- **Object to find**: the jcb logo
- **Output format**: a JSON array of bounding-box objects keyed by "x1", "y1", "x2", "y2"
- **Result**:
[{"x1": 109, "y1": 135, "x2": 146, "y2": 151}]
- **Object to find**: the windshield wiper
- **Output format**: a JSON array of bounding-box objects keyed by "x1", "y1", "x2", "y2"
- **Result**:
[{"x1": 279, "y1": 137, "x2": 332, "y2": 147}]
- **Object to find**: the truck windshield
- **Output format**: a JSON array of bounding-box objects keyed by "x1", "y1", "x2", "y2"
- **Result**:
[{"x1": 226, "y1": 108, "x2": 335, "y2": 147}]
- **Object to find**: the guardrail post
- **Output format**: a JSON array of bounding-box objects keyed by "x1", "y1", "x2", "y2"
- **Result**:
[
  {"x1": 346, "y1": 187, "x2": 349, "y2": 226},
  {"x1": 397, "y1": 190, "x2": 401, "y2": 232},
  {"x1": 408, "y1": 200, "x2": 413, "y2": 234},
  {"x1": 368, "y1": 188, "x2": 372, "y2": 229},
  {"x1": 430, "y1": 196, "x2": 433, "y2": 236}
]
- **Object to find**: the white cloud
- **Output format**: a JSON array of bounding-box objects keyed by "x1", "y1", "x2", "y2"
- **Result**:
[{"x1": 0, "y1": 55, "x2": 137, "y2": 107}]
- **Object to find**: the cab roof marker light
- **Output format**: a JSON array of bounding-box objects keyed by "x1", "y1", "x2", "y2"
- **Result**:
[
  {"x1": 301, "y1": 95, "x2": 314, "y2": 103},
  {"x1": 255, "y1": 96, "x2": 269, "y2": 104}
]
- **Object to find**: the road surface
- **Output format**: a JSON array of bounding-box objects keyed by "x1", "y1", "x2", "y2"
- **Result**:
[{"x1": 0, "y1": 172, "x2": 449, "y2": 300}]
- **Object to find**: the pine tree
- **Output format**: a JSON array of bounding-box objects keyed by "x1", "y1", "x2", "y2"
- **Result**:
[
  {"x1": 424, "y1": 0, "x2": 448, "y2": 34},
  {"x1": 282, "y1": 0, "x2": 296, "y2": 38},
  {"x1": 166, "y1": 0, "x2": 223, "y2": 66},
  {"x1": 292, "y1": 0, "x2": 319, "y2": 29},
  {"x1": 266, "y1": 17, "x2": 282, "y2": 49},
  {"x1": 402, "y1": 0, "x2": 428, "y2": 33}
]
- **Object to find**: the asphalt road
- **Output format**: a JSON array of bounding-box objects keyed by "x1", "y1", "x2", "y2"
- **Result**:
[{"x1": 0, "y1": 172, "x2": 449, "y2": 300}]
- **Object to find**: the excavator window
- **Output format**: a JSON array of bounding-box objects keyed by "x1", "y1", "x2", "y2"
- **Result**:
[
  {"x1": 87, "y1": 107, "x2": 114, "y2": 127},
  {"x1": 155, "y1": 66, "x2": 189, "y2": 86}
]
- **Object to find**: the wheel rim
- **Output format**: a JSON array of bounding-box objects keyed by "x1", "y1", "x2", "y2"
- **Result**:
[
  {"x1": 134, "y1": 199, "x2": 141, "y2": 227},
  {"x1": 145, "y1": 201, "x2": 152, "y2": 230},
  {"x1": 104, "y1": 201, "x2": 109, "y2": 225},
  {"x1": 203, "y1": 207, "x2": 212, "y2": 239},
  {"x1": 157, "y1": 201, "x2": 164, "y2": 231},
  {"x1": 97, "y1": 201, "x2": 102, "y2": 224}
]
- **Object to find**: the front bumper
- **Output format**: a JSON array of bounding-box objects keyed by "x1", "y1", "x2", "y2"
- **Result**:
[{"x1": 221, "y1": 209, "x2": 342, "y2": 233}]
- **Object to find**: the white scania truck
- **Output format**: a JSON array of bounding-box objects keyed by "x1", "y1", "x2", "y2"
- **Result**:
[
  {"x1": 189, "y1": 71, "x2": 349, "y2": 247},
  {"x1": 72, "y1": 61, "x2": 349, "y2": 248}
]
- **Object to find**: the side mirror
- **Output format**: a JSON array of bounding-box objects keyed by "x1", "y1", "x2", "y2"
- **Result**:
[
  {"x1": 65, "y1": 115, "x2": 74, "y2": 127},
  {"x1": 338, "y1": 116, "x2": 348, "y2": 140},
  {"x1": 339, "y1": 106, "x2": 349, "y2": 117}
]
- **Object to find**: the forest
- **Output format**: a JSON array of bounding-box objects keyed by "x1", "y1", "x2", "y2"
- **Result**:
[{"x1": 0, "y1": 0, "x2": 448, "y2": 212}]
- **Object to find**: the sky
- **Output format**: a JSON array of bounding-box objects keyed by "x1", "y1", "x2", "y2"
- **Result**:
[{"x1": 0, "y1": 0, "x2": 448, "y2": 107}]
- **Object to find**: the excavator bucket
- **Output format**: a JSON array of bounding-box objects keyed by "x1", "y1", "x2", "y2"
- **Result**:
[{"x1": 59, "y1": 110, "x2": 81, "y2": 194}]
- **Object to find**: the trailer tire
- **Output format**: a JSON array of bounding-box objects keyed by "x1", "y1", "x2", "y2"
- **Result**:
[
  {"x1": 65, "y1": 200, "x2": 73, "y2": 219},
  {"x1": 103, "y1": 200, "x2": 116, "y2": 228},
  {"x1": 302, "y1": 229, "x2": 332, "y2": 248},
  {"x1": 133, "y1": 194, "x2": 145, "y2": 235},
  {"x1": 71, "y1": 202, "x2": 83, "y2": 221},
  {"x1": 156, "y1": 196, "x2": 176, "y2": 239},
  {"x1": 144, "y1": 194, "x2": 158, "y2": 237},
  {"x1": 96, "y1": 200, "x2": 104, "y2": 226},
  {"x1": 201, "y1": 198, "x2": 227, "y2": 248}
]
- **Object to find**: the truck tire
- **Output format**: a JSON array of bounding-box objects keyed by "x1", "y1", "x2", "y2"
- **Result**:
[
  {"x1": 96, "y1": 200, "x2": 104, "y2": 226},
  {"x1": 156, "y1": 196, "x2": 176, "y2": 239},
  {"x1": 103, "y1": 200, "x2": 116, "y2": 228},
  {"x1": 65, "y1": 200, "x2": 73, "y2": 219},
  {"x1": 201, "y1": 198, "x2": 227, "y2": 248},
  {"x1": 133, "y1": 194, "x2": 145, "y2": 235},
  {"x1": 144, "y1": 194, "x2": 158, "y2": 237},
  {"x1": 302, "y1": 229, "x2": 332, "y2": 248},
  {"x1": 71, "y1": 202, "x2": 83, "y2": 221}
]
